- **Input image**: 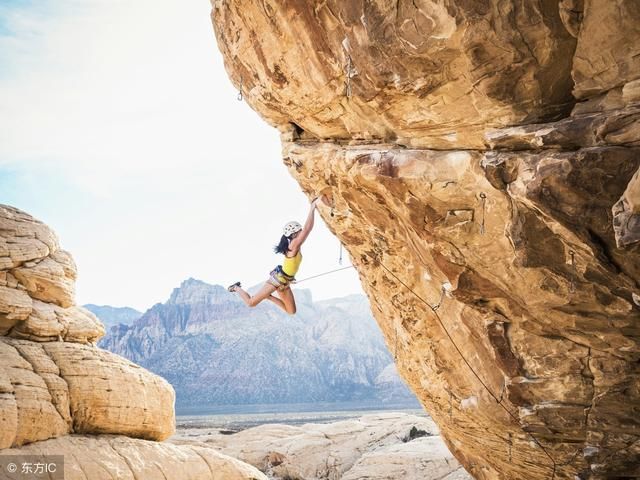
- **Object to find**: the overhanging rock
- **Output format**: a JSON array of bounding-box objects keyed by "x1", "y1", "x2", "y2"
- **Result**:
[{"x1": 211, "y1": 1, "x2": 640, "y2": 478}]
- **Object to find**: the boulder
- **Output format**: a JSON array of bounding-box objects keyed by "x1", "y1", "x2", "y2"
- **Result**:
[
  {"x1": 12, "y1": 252, "x2": 76, "y2": 309},
  {"x1": 342, "y1": 436, "x2": 469, "y2": 480},
  {"x1": 0, "y1": 206, "x2": 90, "y2": 338},
  {"x1": 0, "y1": 205, "x2": 58, "y2": 270},
  {"x1": 0, "y1": 286, "x2": 32, "y2": 335},
  {"x1": 8, "y1": 301, "x2": 104, "y2": 343},
  {"x1": 0, "y1": 337, "x2": 175, "y2": 448},
  {"x1": 2, "y1": 434, "x2": 267, "y2": 480}
]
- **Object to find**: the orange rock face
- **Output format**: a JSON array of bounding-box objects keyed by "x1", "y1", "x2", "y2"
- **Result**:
[
  {"x1": 211, "y1": 0, "x2": 576, "y2": 149},
  {"x1": 211, "y1": 1, "x2": 640, "y2": 479}
]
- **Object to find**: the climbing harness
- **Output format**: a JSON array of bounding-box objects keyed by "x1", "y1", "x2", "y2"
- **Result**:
[
  {"x1": 479, "y1": 192, "x2": 487, "y2": 235},
  {"x1": 273, "y1": 265, "x2": 296, "y2": 282},
  {"x1": 367, "y1": 252, "x2": 560, "y2": 479},
  {"x1": 569, "y1": 250, "x2": 576, "y2": 293},
  {"x1": 237, "y1": 79, "x2": 243, "y2": 101},
  {"x1": 267, "y1": 266, "x2": 296, "y2": 290}
]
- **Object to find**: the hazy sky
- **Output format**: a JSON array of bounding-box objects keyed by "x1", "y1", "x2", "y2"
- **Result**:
[{"x1": 0, "y1": 0, "x2": 363, "y2": 311}]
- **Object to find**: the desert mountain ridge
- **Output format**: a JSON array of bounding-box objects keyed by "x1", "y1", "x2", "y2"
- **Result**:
[{"x1": 94, "y1": 277, "x2": 419, "y2": 407}]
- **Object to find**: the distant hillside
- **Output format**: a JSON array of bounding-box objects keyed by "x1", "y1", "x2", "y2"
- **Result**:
[
  {"x1": 83, "y1": 304, "x2": 142, "y2": 329},
  {"x1": 97, "y1": 278, "x2": 419, "y2": 408}
]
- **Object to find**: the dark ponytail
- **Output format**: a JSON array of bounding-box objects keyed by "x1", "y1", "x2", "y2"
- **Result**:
[{"x1": 274, "y1": 235, "x2": 290, "y2": 254}]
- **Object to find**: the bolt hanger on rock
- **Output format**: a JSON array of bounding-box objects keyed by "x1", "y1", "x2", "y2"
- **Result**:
[
  {"x1": 568, "y1": 250, "x2": 576, "y2": 293},
  {"x1": 344, "y1": 55, "x2": 353, "y2": 99},
  {"x1": 479, "y1": 192, "x2": 487, "y2": 235},
  {"x1": 432, "y1": 282, "x2": 453, "y2": 311}
]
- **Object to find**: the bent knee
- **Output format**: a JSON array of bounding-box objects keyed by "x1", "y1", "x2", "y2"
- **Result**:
[
  {"x1": 286, "y1": 307, "x2": 297, "y2": 315},
  {"x1": 248, "y1": 299, "x2": 260, "y2": 308}
]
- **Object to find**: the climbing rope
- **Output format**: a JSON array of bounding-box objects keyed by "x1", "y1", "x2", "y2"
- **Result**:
[
  {"x1": 367, "y1": 252, "x2": 559, "y2": 479},
  {"x1": 292, "y1": 265, "x2": 354, "y2": 284},
  {"x1": 291, "y1": 235, "x2": 351, "y2": 284}
]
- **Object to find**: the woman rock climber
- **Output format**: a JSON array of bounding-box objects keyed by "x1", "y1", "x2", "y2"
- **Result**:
[{"x1": 227, "y1": 196, "x2": 323, "y2": 315}]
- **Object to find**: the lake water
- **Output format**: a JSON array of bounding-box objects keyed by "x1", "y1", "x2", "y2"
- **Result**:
[{"x1": 176, "y1": 400, "x2": 425, "y2": 432}]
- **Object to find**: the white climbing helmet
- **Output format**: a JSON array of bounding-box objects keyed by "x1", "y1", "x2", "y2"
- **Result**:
[{"x1": 283, "y1": 221, "x2": 302, "y2": 237}]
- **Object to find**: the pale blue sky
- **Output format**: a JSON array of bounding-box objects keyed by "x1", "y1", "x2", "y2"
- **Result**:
[{"x1": 0, "y1": 0, "x2": 363, "y2": 310}]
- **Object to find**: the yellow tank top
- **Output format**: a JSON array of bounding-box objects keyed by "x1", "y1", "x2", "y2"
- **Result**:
[{"x1": 282, "y1": 251, "x2": 302, "y2": 277}]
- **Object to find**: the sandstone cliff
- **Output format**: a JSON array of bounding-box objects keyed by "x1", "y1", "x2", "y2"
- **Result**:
[
  {"x1": 0, "y1": 204, "x2": 266, "y2": 479},
  {"x1": 210, "y1": 1, "x2": 640, "y2": 479}
]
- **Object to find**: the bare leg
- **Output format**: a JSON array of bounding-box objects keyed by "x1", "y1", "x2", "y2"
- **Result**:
[
  {"x1": 275, "y1": 286, "x2": 297, "y2": 315},
  {"x1": 266, "y1": 294, "x2": 287, "y2": 311},
  {"x1": 234, "y1": 282, "x2": 277, "y2": 308}
]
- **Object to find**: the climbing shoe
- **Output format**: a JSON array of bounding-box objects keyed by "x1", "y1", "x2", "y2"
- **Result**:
[{"x1": 227, "y1": 281, "x2": 241, "y2": 292}]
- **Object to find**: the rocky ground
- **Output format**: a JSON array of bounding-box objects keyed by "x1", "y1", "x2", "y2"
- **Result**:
[{"x1": 171, "y1": 412, "x2": 471, "y2": 480}]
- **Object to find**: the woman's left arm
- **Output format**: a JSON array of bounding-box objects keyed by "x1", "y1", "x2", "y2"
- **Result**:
[{"x1": 289, "y1": 197, "x2": 321, "y2": 251}]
